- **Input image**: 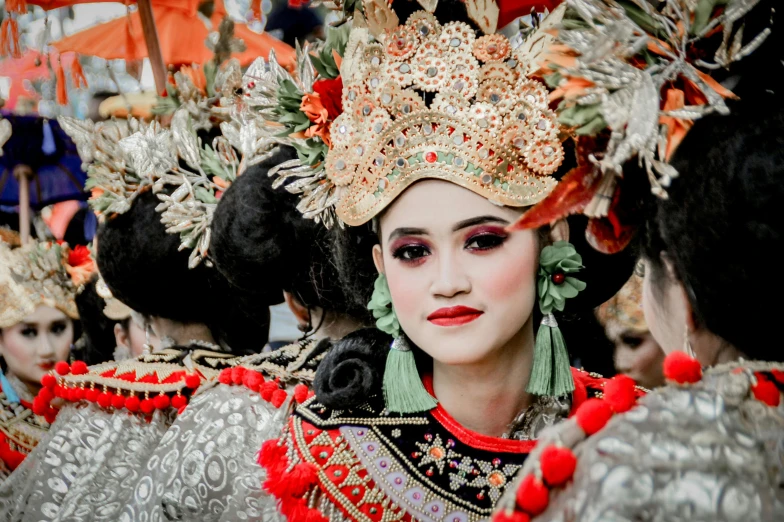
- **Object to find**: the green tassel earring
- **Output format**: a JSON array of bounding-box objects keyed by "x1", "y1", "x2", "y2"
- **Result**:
[
  {"x1": 368, "y1": 274, "x2": 438, "y2": 413},
  {"x1": 527, "y1": 241, "x2": 586, "y2": 397}
]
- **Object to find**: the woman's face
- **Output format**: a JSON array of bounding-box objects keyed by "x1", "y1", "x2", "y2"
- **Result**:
[
  {"x1": 374, "y1": 181, "x2": 539, "y2": 365},
  {"x1": 613, "y1": 330, "x2": 665, "y2": 389},
  {"x1": 0, "y1": 306, "x2": 73, "y2": 387},
  {"x1": 115, "y1": 318, "x2": 153, "y2": 358}
]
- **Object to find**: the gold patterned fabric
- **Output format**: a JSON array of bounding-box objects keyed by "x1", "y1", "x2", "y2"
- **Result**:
[
  {"x1": 526, "y1": 362, "x2": 784, "y2": 522},
  {"x1": 123, "y1": 339, "x2": 325, "y2": 521},
  {"x1": 0, "y1": 346, "x2": 239, "y2": 521}
]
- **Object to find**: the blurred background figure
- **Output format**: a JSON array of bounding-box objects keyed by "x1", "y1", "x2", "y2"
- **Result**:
[
  {"x1": 596, "y1": 267, "x2": 665, "y2": 389},
  {"x1": 73, "y1": 274, "x2": 159, "y2": 364}
]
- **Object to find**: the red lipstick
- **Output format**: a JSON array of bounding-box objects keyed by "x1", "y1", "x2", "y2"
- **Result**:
[
  {"x1": 427, "y1": 306, "x2": 483, "y2": 326},
  {"x1": 38, "y1": 362, "x2": 55, "y2": 371}
]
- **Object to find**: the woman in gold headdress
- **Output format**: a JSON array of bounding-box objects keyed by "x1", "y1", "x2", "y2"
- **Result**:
[
  {"x1": 191, "y1": 0, "x2": 645, "y2": 519},
  {"x1": 0, "y1": 235, "x2": 87, "y2": 478}
]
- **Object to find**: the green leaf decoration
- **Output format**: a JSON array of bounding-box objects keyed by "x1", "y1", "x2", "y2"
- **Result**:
[
  {"x1": 537, "y1": 241, "x2": 587, "y2": 315},
  {"x1": 367, "y1": 274, "x2": 400, "y2": 337},
  {"x1": 692, "y1": 0, "x2": 729, "y2": 35},
  {"x1": 200, "y1": 144, "x2": 230, "y2": 180},
  {"x1": 292, "y1": 138, "x2": 328, "y2": 167},
  {"x1": 194, "y1": 187, "x2": 218, "y2": 204},
  {"x1": 310, "y1": 23, "x2": 350, "y2": 80},
  {"x1": 273, "y1": 79, "x2": 311, "y2": 135},
  {"x1": 558, "y1": 103, "x2": 608, "y2": 136},
  {"x1": 204, "y1": 61, "x2": 218, "y2": 98}
]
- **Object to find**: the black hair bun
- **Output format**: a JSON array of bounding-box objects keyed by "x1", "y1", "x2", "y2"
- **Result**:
[
  {"x1": 96, "y1": 189, "x2": 270, "y2": 354},
  {"x1": 313, "y1": 328, "x2": 391, "y2": 409}
]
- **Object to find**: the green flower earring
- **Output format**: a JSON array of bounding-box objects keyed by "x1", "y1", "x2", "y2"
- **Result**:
[
  {"x1": 527, "y1": 241, "x2": 587, "y2": 397},
  {"x1": 368, "y1": 274, "x2": 438, "y2": 414}
]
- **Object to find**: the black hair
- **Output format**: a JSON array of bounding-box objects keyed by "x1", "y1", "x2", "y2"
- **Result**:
[
  {"x1": 210, "y1": 147, "x2": 372, "y2": 323},
  {"x1": 96, "y1": 189, "x2": 270, "y2": 354},
  {"x1": 73, "y1": 275, "x2": 119, "y2": 365},
  {"x1": 642, "y1": 97, "x2": 784, "y2": 362}
]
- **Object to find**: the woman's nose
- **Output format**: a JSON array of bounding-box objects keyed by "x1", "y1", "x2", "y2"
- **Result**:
[{"x1": 429, "y1": 253, "x2": 471, "y2": 298}]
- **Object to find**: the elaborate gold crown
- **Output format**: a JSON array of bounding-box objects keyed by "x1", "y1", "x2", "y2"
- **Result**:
[
  {"x1": 0, "y1": 240, "x2": 82, "y2": 329},
  {"x1": 327, "y1": 10, "x2": 563, "y2": 225},
  {"x1": 245, "y1": 1, "x2": 566, "y2": 227}
]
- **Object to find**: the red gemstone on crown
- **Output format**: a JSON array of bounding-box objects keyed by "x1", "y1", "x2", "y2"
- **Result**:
[{"x1": 425, "y1": 152, "x2": 438, "y2": 163}]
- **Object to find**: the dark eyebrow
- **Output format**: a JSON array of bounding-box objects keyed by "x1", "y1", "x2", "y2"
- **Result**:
[
  {"x1": 388, "y1": 227, "x2": 428, "y2": 243},
  {"x1": 453, "y1": 215, "x2": 510, "y2": 231}
]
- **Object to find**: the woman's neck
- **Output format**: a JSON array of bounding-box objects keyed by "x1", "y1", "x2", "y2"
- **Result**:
[
  {"x1": 153, "y1": 319, "x2": 215, "y2": 348},
  {"x1": 6, "y1": 372, "x2": 37, "y2": 402},
  {"x1": 431, "y1": 319, "x2": 536, "y2": 438},
  {"x1": 310, "y1": 310, "x2": 363, "y2": 341}
]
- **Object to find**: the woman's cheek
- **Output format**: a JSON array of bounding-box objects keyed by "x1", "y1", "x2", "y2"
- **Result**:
[
  {"x1": 386, "y1": 265, "x2": 428, "y2": 323},
  {"x1": 472, "y1": 243, "x2": 537, "y2": 304}
]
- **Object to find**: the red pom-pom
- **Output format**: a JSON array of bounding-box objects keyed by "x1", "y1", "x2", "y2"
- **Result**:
[
  {"x1": 218, "y1": 368, "x2": 232, "y2": 385},
  {"x1": 258, "y1": 438, "x2": 287, "y2": 472},
  {"x1": 540, "y1": 445, "x2": 577, "y2": 487},
  {"x1": 32, "y1": 396, "x2": 48, "y2": 415},
  {"x1": 752, "y1": 376, "x2": 781, "y2": 407},
  {"x1": 55, "y1": 361, "x2": 71, "y2": 376},
  {"x1": 112, "y1": 394, "x2": 126, "y2": 409},
  {"x1": 68, "y1": 388, "x2": 80, "y2": 402},
  {"x1": 493, "y1": 511, "x2": 531, "y2": 522},
  {"x1": 97, "y1": 392, "x2": 112, "y2": 409},
  {"x1": 515, "y1": 474, "x2": 549, "y2": 516},
  {"x1": 41, "y1": 374, "x2": 57, "y2": 389},
  {"x1": 125, "y1": 395, "x2": 141, "y2": 412},
  {"x1": 574, "y1": 398, "x2": 613, "y2": 436},
  {"x1": 171, "y1": 395, "x2": 187, "y2": 410},
  {"x1": 286, "y1": 462, "x2": 319, "y2": 497},
  {"x1": 140, "y1": 398, "x2": 155, "y2": 414},
  {"x1": 603, "y1": 374, "x2": 637, "y2": 413},
  {"x1": 185, "y1": 374, "x2": 201, "y2": 389},
  {"x1": 70, "y1": 361, "x2": 88, "y2": 375},
  {"x1": 663, "y1": 351, "x2": 702, "y2": 384},
  {"x1": 260, "y1": 381, "x2": 278, "y2": 402},
  {"x1": 44, "y1": 408, "x2": 58, "y2": 424},
  {"x1": 243, "y1": 371, "x2": 264, "y2": 391},
  {"x1": 231, "y1": 366, "x2": 246, "y2": 385},
  {"x1": 271, "y1": 389, "x2": 288, "y2": 408},
  {"x1": 38, "y1": 386, "x2": 54, "y2": 404},
  {"x1": 154, "y1": 394, "x2": 171, "y2": 410},
  {"x1": 85, "y1": 388, "x2": 99, "y2": 402},
  {"x1": 72, "y1": 388, "x2": 85, "y2": 402},
  {"x1": 294, "y1": 384, "x2": 309, "y2": 404}
]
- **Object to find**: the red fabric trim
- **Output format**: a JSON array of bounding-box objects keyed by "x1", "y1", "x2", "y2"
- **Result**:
[
  {"x1": 497, "y1": 0, "x2": 562, "y2": 29},
  {"x1": 423, "y1": 375, "x2": 536, "y2": 453}
]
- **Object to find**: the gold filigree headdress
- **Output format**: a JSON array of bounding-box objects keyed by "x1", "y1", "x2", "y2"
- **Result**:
[
  {"x1": 237, "y1": 0, "x2": 566, "y2": 227},
  {"x1": 0, "y1": 238, "x2": 87, "y2": 329}
]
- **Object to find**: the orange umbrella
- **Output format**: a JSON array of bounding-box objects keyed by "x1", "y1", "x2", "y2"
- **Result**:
[
  {"x1": 52, "y1": 0, "x2": 213, "y2": 65},
  {"x1": 211, "y1": 0, "x2": 293, "y2": 67}
]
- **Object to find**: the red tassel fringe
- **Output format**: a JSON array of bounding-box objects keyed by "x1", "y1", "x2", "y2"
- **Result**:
[
  {"x1": 71, "y1": 58, "x2": 88, "y2": 89},
  {"x1": 251, "y1": 0, "x2": 262, "y2": 21},
  {"x1": 4, "y1": 0, "x2": 27, "y2": 15},
  {"x1": 1, "y1": 19, "x2": 22, "y2": 59},
  {"x1": 55, "y1": 58, "x2": 68, "y2": 105},
  {"x1": 258, "y1": 437, "x2": 327, "y2": 522}
]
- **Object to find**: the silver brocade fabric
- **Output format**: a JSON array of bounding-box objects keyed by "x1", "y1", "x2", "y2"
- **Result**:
[
  {"x1": 121, "y1": 382, "x2": 289, "y2": 521},
  {"x1": 532, "y1": 364, "x2": 784, "y2": 522},
  {"x1": 0, "y1": 403, "x2": 175, "y2": 521}
]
